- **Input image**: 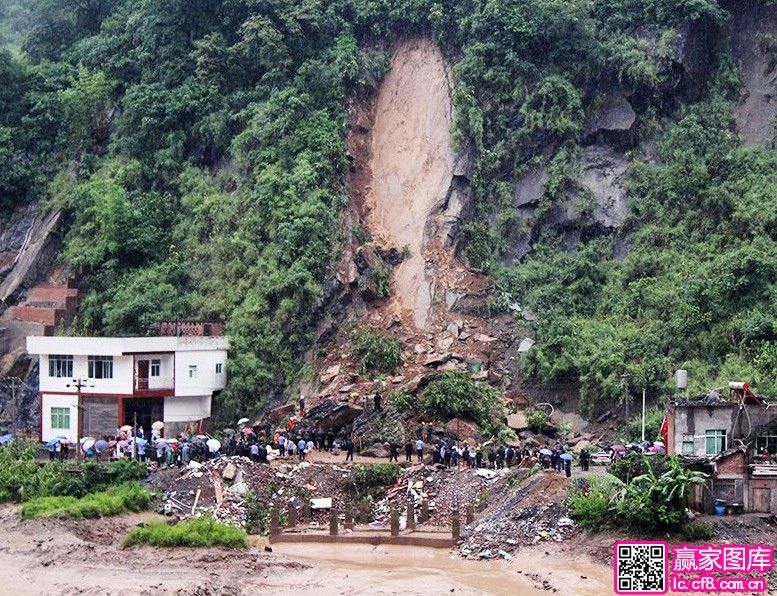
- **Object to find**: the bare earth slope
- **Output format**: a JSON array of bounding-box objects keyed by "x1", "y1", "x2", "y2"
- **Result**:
[{"x1": 368, "y1": 38, "x2": 454, "y2": 329}]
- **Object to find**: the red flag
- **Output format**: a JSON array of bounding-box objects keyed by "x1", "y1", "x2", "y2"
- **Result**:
[{"x1": 659, "y1": 413, "x2": 669, "y2": 446}]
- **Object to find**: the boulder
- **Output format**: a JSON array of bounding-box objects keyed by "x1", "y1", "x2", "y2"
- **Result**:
[
  {"x1": 572, "y1": 440, "x2": 591, "y2": 454},
  {"x1": 222, "y1": 463, "x2": 237, "y2": 481},
  {"x1": 506, "y1": 412, "x2": 529, "y2": 431},
  {"x1": 424, "y1": 353, "x2": 451, "y2": 367},
  {"x1": 445, "y1": 418, "x2": 481, "y2": 441},
  {"x1": 437, "y1": 336, "x2": 455, "y2": 351},
  {"x1": 513, "y1": 163, "x2": 550, "y2": 208},
  {"x1": 269, "y1": 403, "x2": 296, "y2": 423},
  {"x1": 446, "y1": 322, "x2": 461, "y2": 337},
  {"x1": 474, "y1": 333, "x2": 497, "y2": 343},
  {"x1": 517, "y1": 338, "x2": 535, "y2": 353}
]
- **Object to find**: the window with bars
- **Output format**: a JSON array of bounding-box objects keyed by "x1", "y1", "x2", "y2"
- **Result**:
[
  {"x1": 705, "y1": 429, "x2": 726, "y2": 455},
  {"x1": 51, "y1": 407, "x2": 70, "y2": 429},
  {"x1": 88, "y1": 355, "x2": 113, "y2": 379},
  {"x1": 48, "y1": 355, "x2": 73, "y2": 378},
  {"x1": 216, "y1": 363, "x2": 222, "y2": 374},
  {"x1": 150, "y1": 359, "x2": 161, "y2": 377},
  {"x1": 188, "y1": 365, "x2": 197, "y2": 379}
]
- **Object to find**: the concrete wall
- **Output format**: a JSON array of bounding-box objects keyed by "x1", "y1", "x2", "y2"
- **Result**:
[
  {"x1": 40, "y1": 393, "x2": 77, "y2": 442},
  {"x1": 164, "y1": 395, "x2": 211, "y2": 422},
  {"x1": 39, "y1": 354, "x2": 134, "y2": 394},
  {"x1": 668, "y1": 403, "x2": 777, "y2": 456},
  {"x1": 174, "y1": 350, "x2": 226, "y2": 397}
]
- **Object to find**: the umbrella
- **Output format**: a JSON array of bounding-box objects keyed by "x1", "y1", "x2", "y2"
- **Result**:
[
  {"x1": 223, "y1": 428, "x2": 235, "y2": 435},
  {"x1": 241, "y1": 427, "x2": 255, "y2": 435},
  {"x1": 166, "y1": 438, "x2": 179, "y2": 444},
  {"x1": 94, "y1": 439, "x2": 109, "y2": 452},
  {"x1": 0, "y1": 434, "x2": 14, "y2": 446},
  {"x1": 560, "y1": 452, "x2": 574, "y2": 461},
  {"x1": 80, "y1": 436, "x2": 95, "y2": 444},
  {"x1": 131, "y1": 437, "x2": 148, "y2": 447},
  {"x1": 46, "y1": 436, "x2": 68, "y2": 448},
  {"x1": 154, "y1": 438, "x2": 168, "y2": 448},
  {"x1": 119, "y1": 425, "x2": 132, "y2": 433},
  {"x1": 611, "y1": 444, "x2": 626, "y2": 452},
  {"x1": 539, "y1": 448, "x2": 553, "y2": 456},
  {"x1": 81, "y1": 439, "x2": 95, "y2": 451},
  {"x1": 117, "y1": 440, "x2": 129, "y2": 450},
  {"x1": 653, "y1": 441, "x2": 665, "y2": 447},
  {"x1": 206, "y1": 438, "x2": 221, "y2": 453},
  {"x1": 152, "y1": 420, "x2": 164, "y2": 431},
  {"x1": 107, "y1": 440, "x2": 117, "y2": 448},
  {"x1": 237, "y1": 417, "x2": 250, "y2": 426},
  {"x1": 194, "y1": 434, "x2": 209, "y2": 441}
]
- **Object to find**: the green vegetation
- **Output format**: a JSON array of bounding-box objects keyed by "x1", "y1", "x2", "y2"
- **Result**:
[
  {"x1": 0, "y1": 441, "x2": 147, "y2": 502},
  {"x1": 568, "y1": 455, "x2": 707, "y2": 532},
  {"x1": 2, "y1": 0, "x2": 769, "y2": 419},
  {"x1": 683, "y1": 520, "x2": 715, "y2": 541},
  {"x1": 525, "y1": 408, "x2": 553, "y2": 434},
  {"x1": 345, "y1": 463, "x2": 401, "y2": 498},
  {"x1": 124, "y1": 517, "x2": 247, "y2": 548},
  {"x1": 608, "y1": 453, "x2": 668, "y2": 484},
  {"x1": 21, "y1": 482, "x2": 150, "y2": 519},
  {"x1": 626, "y1": 407, "x2": 666, "y2": 442},
  {"x1": 353, "y1": 328, "x2": 402, "y2": 375},
  {"x1": 420, "y1": 371, "x2": 502, "y2": 434}
]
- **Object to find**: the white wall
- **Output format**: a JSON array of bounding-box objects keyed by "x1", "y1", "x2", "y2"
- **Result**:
[
  {"x1": 164, "y1": 395, "x2": 211, "y2": 422},
  {"x1": 174, "y1": 350, "x2": 227, "y2": 397},
  {"x1": 39, "y1": 354, "x2": 134, "y2": 394},
  {"x1": 135, "y1": 353, "x2": 174, "y2": 389},
  {"x1": 41, "y1": 394, "x2": 78, "y2": 442}
]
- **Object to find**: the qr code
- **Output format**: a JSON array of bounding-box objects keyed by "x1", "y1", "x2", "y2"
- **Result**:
[{"x1": 614, "y1": 541, "x2": 667, "y2": 594}]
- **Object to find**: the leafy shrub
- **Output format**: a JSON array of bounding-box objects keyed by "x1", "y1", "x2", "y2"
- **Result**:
[
  {"x1": 616, "y1": 456, "x2": 707, "y2": 532},
  {"x1": 345, "y1": 464, "x2": 401, "y2": 498},
  {"x1": 244, "y1": 492, "x2": 271, "y2": 535},
  {"x1": 124, "y1": 517, "x2": 247, "y2": 548},
  {"x1": 567, "y1": 475, "x2": 624, "y2": 530},
  {"x1": 420, "y1": 371, "x2": 501, "y2": 433},
  {"x1": 608, "y1": 453, "x2": 669, "y2": 484},
  {"x1": 21, "y1": 482, "x2": 151, "y2": 519},
  {"x1": 388, "y1": 390, "x2": 415, "y2": 412},
  {"x1": 525, "y1": 408, "x2": 553, "y2": 434},
  {"x1": 683, "y1": 520, "x2": 715, "y2": 541},
  {"x1": 353, "y1": 329, "x2": 402, "y2": 375}
]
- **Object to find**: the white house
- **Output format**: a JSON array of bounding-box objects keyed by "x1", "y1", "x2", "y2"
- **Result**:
[{"x1": 26, "y1": 334, "x2": 229, "y2": 442}]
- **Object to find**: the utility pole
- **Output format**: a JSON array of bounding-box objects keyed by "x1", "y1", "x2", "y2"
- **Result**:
[
  {"x1": 66, "y1": 378, "x2": 93, "y2": 461},
  {"x1": 641, "y1": 387, "x2": 647, "y2": 442},
  {"x1": 621, "y1": 373, "x2": 631, "y2": 424}
]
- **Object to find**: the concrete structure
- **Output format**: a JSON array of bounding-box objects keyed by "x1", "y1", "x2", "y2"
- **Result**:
[
  {"x1": 27, "y1": 334, "x2": 229, "y2": 442},
  {"x1": 667, "y1": 394, "x2": 777, "y2": 513}
]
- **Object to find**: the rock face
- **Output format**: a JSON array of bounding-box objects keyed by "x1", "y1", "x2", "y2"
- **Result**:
[
  {"x1": 301, "y1": 399, "x2": 364, "y2": 433},
  {"x1": 573, "y1": 146, "x2": 629, "y2": 229}
]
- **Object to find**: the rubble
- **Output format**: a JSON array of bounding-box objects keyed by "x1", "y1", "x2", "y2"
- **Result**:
[{"x1": 458, "y1": 471, "x2": 577, "y2": 558}]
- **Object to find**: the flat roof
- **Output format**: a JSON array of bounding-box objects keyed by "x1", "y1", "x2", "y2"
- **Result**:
[{"x1": 26, "y1": 335, "x2": 229, "y2": 356}]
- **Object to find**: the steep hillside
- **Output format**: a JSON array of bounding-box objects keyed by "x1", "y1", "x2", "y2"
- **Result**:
[{"x1": 2, "y1": 0, "x2": 777, "y2": 429}]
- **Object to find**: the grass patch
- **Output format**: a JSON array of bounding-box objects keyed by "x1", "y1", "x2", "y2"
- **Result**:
[
  {"x1": 21, "y1": 482, "x2": 151, "y2": 519},
  {"x1": 124, "y1": 517, "x2": 248, "y2": 548}
]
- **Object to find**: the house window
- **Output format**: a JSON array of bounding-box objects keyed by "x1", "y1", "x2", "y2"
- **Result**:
[
  {"x1": 756, "y1": 433, "x2": 777, "y2": 454},
  {"x1": 188, "y1": 365, "x2": 197, "y2": 379},
  {"x1": 48, "y1": 355, "x2": 73, "y2": 378},
  {"x1": 705, "y1": 430, "x2": 726, "y2": 455},
  {"x1": 150, "y1": 359, "x2": 161, "y2": 377},
  {"x1": 216, "y1": 363, "x2": 223, "y2": 374},
  {"x1": 51, "y1": 407, "x2": 70, "y2": 429},
  {"x1": 682, "y1": 434, "x2": 695, "y2": 455},
  {"x1": 88, "y1": 355, "x2": 113, "y2": 379}
]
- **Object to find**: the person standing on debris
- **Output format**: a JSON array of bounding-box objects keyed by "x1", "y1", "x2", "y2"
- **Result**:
[
  {"x1": 487, "y1": 446, "x2": 497, "y2": 469},
  {"x1": 250, "y1": 442, "x2": 259, "y2": 461},
  {"x1": 496, "y1": 445, "x2": 506, "y2": 469},
  {"x1": 475, "y1": 444, "x2": 483, "y2": 469},
  {"x1": 306, "y1": 437, "x2": 315, "y2": 461},
  {"x1": 564, "y1": 457, "x2": 572, "y2": 478},
  {"x1": 278, "y1": 433, "x2": 286, "y2": 457},
  {"x1": 299, "y1": 395, "x2": 305, "y2": 416},
  {"x1": 505, "y1": 445, "x2": 514, "y2": 468},
  {"x1": 388, "y1": 442, "x2": 399, "y2": 462},
  {"x1": 415, "y1": 438, "x2": 424, "y2": 462},
  {"x1": 181, "y1": 441, "x2": 190, "y2": 466},
  {"x1": 374, "y1": 393, "x2": 382, "y2": 412},
  {"x1": 258, "y1": 443, "x2": 268, "y2": 464},
  {"x1": 450, "y1": 444, "x2": 458, "y2": 468},
  {"x1": 326, "y1": 431, "x2": 334, "y2": 451},
  {"x1": 404, "y1": 439, "x2": 413, "y2": 462},
  {"x1": 297, "y1": 437, "x2": 306, "y2": 461},
  {"x1": 345, "y1": 437, "x2": 354, "y2": 461},
  {"x1": 579, "y1": 448, "x2": 589, "y2": 471}
]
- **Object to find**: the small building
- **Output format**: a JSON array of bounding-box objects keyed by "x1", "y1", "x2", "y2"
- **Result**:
[
  {"x1": 666, "y1": 387, "x2": 777, "y2": 514},
  {"x1": 27, "y1": 332, "x2": 229, "y2": 442}
]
